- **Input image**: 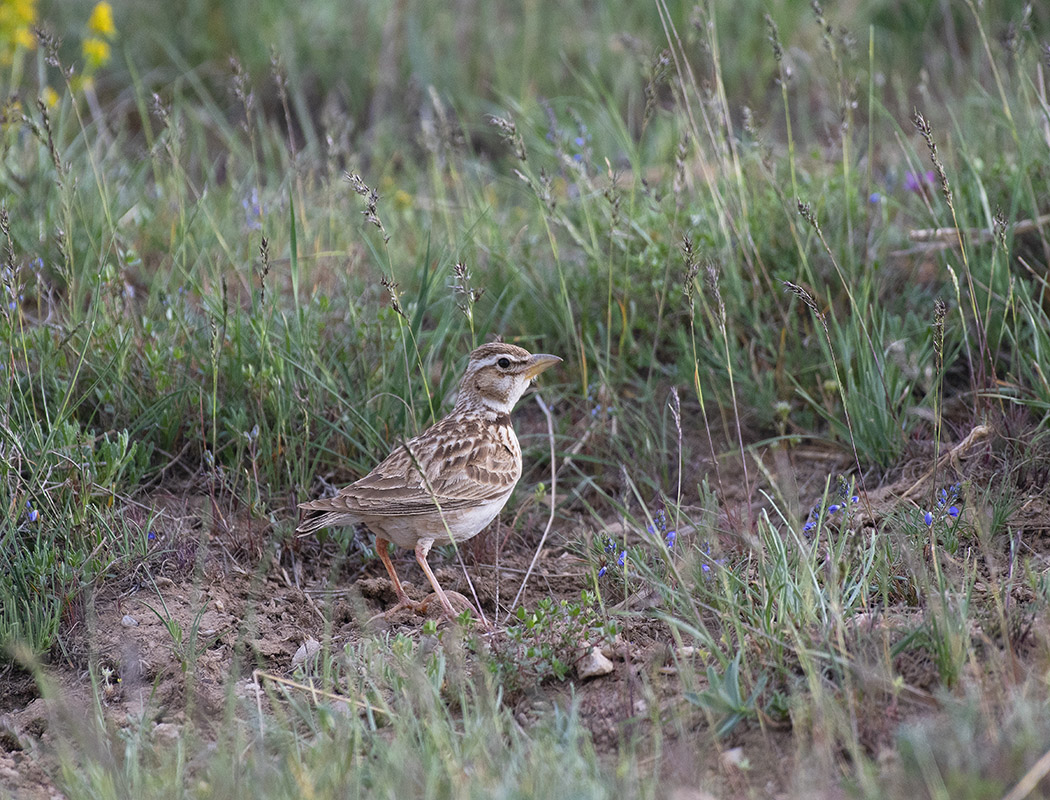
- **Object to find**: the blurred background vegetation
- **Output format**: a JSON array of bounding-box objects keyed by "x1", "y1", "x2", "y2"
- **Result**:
[{"x1": 32, "y1": 0, "x2": 1050, "y2": 157}]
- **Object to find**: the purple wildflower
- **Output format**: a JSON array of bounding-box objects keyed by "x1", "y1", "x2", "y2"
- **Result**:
[{"x1": 904, "y1": 170, "x2": 936, "y2": 193}]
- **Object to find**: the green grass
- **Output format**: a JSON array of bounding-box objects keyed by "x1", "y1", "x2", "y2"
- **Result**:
[{"x1": 3, "y1": 0, "x2": 1050, "y2": 797}]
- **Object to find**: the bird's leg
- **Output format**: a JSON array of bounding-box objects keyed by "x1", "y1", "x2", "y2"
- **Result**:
[
  {"x1": 413, "y1": 538, "x2": 458, "y2": 617},
  {"x1": 373, "y1": 537, "x2": 427, "y2": 614},
  {"x1": 414, "y1": 539, "x2": 492, "y2": 630}
]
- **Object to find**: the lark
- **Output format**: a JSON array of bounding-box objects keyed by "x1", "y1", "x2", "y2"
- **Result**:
[{"x1": 298, "y1": 342, "x2": 561, "y2": 621}]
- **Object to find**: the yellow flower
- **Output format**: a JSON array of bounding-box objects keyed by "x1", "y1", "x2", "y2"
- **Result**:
[
  {"x1": 70, "y1": 75, "x2": 94, "y2": 94},
  {"x1": 82, "y1": 36, "x2": 110, "y2": 69},
  {"x1": 42, "y1": 86, "x2": 58, "y2": 108},
  {"x1": 2, "y1": 0, "x2": 37, "y2": 25},
  {"x1": 87, "y1": 2, "x2": 115, "y2": 38},
  {"x1": 13, "y1": 26, "x2": 34, "y2": 48},
  {"x1": 0, "y1": 0, "x2": 38, "y2": 63}
]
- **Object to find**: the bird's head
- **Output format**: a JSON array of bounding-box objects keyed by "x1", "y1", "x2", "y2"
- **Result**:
[{"x1": 456, "y1": 342, "x2": 561, "y2": 416}]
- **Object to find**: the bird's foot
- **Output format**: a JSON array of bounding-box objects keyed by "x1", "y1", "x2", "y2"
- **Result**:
[
  {"x1": 367, "y1": 594, "x2": 430, "y2": 624},
  {"x1": 423, "y1": 590, "x2": 494, "y2": 632}
]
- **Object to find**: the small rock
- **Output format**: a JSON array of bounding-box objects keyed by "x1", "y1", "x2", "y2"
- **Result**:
[
  {"x1": 292, "y1": 638, "x2": 321, "y2": 668},
  {"x1": 576, "y1": 646, "x2": 614, "y2": 680},
  {"x1": 720, "y1": 746, "x2": 748, "y2": 770},
  {"x1": 213, "y1": 599, "x2": 225, "y2": 612},
  {"x1": 599, "y1": 634, "x2": 625, "y2": 659},
  {"x1": 121, "y1": 615, "x2": 139, "y2": 627},
  {"x1": 153, "y1": 723, "x2": 181, "y2": 743}
]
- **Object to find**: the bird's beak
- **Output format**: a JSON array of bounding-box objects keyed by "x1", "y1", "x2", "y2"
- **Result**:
[{"x1": 524, "y1": 354, "x2": 562, "y2": 380}]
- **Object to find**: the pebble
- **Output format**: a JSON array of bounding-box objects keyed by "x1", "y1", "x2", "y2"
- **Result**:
[
  {"x1": 576, "y1": 646, "x2": 614, "y2": 679},
  {"x1": 153, "y1": 722, "x2": 181, "y2": 742},
  {"x1": 292, "y1": 638, "x2": 321, "y2": 668},
  {"x1": 720, "y1": 746, "x2": 748, "y2": 769},
  {"x1": 121, "y1": 615, "x2": 139, "y2": 627}
]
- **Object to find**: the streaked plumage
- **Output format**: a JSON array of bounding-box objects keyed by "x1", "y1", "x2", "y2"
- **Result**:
[{"x1": 298, "y1": 343, "x2": 561, "y2": 621}]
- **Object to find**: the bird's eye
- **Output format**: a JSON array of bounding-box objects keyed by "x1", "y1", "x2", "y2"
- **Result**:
[{"x1": 497, "y1": 357, "x2": 511, "y2": 369}]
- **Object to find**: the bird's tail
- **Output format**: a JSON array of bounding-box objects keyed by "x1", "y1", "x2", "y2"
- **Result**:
[{"x1": 296, "y1": 498, "x2": 350, "y2": 536}]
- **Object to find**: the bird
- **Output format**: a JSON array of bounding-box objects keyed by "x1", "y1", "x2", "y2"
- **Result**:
[{"x1": 297, "y1": 342, "x2": 561, "y2": 622}]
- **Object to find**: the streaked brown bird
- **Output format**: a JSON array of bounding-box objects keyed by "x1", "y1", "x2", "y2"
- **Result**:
[{"x1": 298, "y1": 342, "x2": 561, "y2": 621}]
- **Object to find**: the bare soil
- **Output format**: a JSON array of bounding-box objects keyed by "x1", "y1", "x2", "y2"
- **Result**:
[{"x1": 3, "y1": 421, "x2": 1049, "y2": 799}]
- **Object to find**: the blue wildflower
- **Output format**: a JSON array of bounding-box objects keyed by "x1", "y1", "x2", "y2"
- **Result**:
[
  {"x1": 700, "y1": 552, "x2": 726, "y2": 579},
  {"x1": 802, "y1": 478, "x2": 861, "y2": 534},
  {"x1": 926, "y1": 485, "x2": 962, "y2": 526},
  {"x1": 242, "y1": 188, "x2": 263, "y2": 230},
  {"x1": 924, "y1": 511, "x2": 934, "y2": 526},
  {"x1": 648, "y1": 509, "x2": 667, "y2": 537},
  {"x1": 148, "y1": 530, "x2": 157, "y2": 541},
  {"x1": 28, "y1": 509, "x2": 39, "y2": 522},
  {"x1": 574, "y1": 136, "x2": 585, "y2": 147},
  {"x1": 937, "y1": 484, "x2": 961, "y2": 509},
  {"x1": 597, "y1": 565, "x2": 607, "y2": 578},
  {"x1": 617, "y1": 550, "x2": 626, "y2": 568},
  {"x1": 869, "y1": 192, "x2": 881, "y2": 204},
  {"x1": 665, "y1": 529, "x2": 676, "y2": 548}
]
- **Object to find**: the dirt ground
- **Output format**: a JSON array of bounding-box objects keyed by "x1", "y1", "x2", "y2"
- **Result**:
[{"x1": 2, "y1": 420, "x2": 1048, "y2": 799}]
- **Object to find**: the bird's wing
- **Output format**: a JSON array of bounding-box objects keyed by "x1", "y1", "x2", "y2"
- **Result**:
[{"x1": 307, "y1": 416, "x2": 521, "y2": 518}]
